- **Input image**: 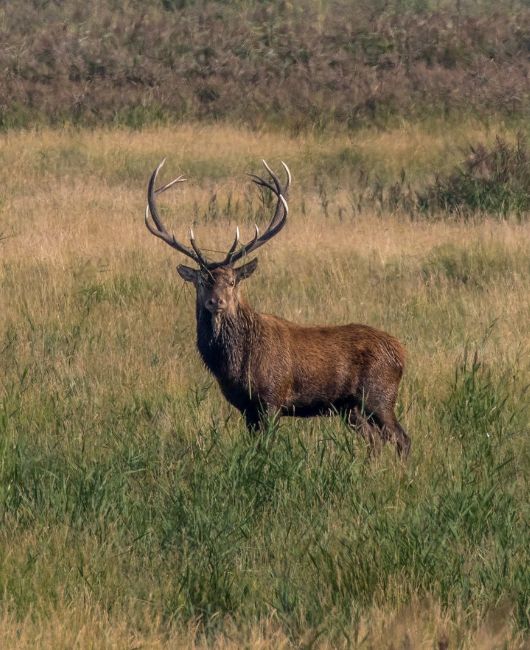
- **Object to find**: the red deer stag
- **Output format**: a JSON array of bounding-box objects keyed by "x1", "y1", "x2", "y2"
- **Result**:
[{"x1": 145, "y1": 160, "x2": 411, "y2": 458}]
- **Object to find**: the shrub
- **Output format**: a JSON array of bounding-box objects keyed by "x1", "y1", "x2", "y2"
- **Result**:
[{"x1": 418, "y1": 135, "x2": 530, "y2": 218}]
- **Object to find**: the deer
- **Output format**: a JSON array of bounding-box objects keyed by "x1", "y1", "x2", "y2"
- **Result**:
[{"x1": 144, "y1": 160, "x2": 411, "y2": 458}]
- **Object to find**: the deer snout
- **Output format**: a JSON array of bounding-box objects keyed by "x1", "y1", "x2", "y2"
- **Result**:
[{"x1": 205, "y1": 296, "x2": 227, "y2": 313}]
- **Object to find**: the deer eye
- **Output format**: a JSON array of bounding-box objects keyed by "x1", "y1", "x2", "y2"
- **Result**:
[{"x1": 229, "y1": 279, "x2": 236, "y2": 287}]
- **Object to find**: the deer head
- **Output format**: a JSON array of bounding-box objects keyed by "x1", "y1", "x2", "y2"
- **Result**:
[{"x1": 145, "y1": 160, "x2": 290, "y2": 316}]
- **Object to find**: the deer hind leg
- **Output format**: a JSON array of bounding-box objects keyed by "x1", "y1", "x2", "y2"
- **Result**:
[
  {"x1": 393, "y1": 418, "x2": 411, "y2": 459},
  {"x1": 345, "y1": 406, "x2": 382, "y2": 457},
  {"x1": 372, "y1": 410, "x2": 411, "y2": 460},
  {"x1": 359, "y1": 381, "x2": 411, "y2": 460}
]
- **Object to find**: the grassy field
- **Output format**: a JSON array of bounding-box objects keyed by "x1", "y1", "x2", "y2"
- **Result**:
[{"x1": 0, "y1": 122, "x2": 529, "y2": 648}]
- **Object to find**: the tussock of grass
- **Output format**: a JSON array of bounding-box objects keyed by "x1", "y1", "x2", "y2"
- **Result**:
[{"x1": 0, "y1": 125, "x2": 529, "y2": 647}]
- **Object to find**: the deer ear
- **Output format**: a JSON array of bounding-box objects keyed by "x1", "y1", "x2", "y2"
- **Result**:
[
  {"x1": 177, "y1": 264, "x2": 199, "y2": 283},
  {"x1": 235, "y1": 258, "x2": 258, "y2": 282}
]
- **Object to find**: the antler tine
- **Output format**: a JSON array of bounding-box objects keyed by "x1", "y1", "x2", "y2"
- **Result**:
[
  {"x1": 146, "y1": 160, "x2": 209, "y2": 268},
  {"x1": 226, "y1": 161, "x2": 290, "y2": 265},
  {"x1": 226, "y1": 226, "x2": 240, "y2": 257},
  {"x1": 281, "y1": 160, "x2": 291, "y2": 190},
  {"x1": 210, "y1": 224, "x2": 259, "y2": 269},
  {"x1": 239, "y1": 224, "x2": 260, "y2": 256},
  {"x1": 263, "y1": 159, "x2": 291, "y2": 229},
  {"x1": 155, "y1": 175, "x2": 186, "y2": 194},
  {"x1": 248, "y1": 174, "x2": 275, "y2": 192},
  {"x1": 249, "y1": 175, "x2": 283, "y2": 231},
  {"x1": 188, "y1": 227, "x2": 210, "y2": 270},
  {"x1": 249, "y1": 161, "x2": 290, "y2": 195},
  {"x1": 147, "y1": 159, "x2": 167, "y2": 232},
  {"x1": 248, "y1": 159, "x2": 290, "y2": 231},
  {"x1": 262, "y1": 159, "x2": 282, "y2": 194}
]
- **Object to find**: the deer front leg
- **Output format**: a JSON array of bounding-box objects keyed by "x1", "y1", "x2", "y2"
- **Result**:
[
  {"x1": 243, "y1": 401, "x2": 278, "y2": 433},
  {"x1": 244, "y1": 407, "x2": 262, "y2": 433}
]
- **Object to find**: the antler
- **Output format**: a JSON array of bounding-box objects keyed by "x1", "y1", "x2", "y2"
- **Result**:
[
  {"x1": 214, "y1": 160, "x2": 291, "y2": 267},
  {"x1": 145, "y1": 159, "x2": 290, "y2": 269},
  {"x1": 144, "y1": 159, "x2": 210, "y2": 269}
]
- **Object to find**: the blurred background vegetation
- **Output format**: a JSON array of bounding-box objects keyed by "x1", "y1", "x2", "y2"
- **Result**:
[{"x1": 1, "y1": 0, "x2": 530, "y2": 131}]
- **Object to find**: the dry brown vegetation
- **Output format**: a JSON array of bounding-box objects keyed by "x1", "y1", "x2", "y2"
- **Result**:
[
  {"x1": 0, "y1": 600, "x2": 523, "y2": 649},
  {"x1": 1, "y1": 0, "x2": 530, "y2": 129}
]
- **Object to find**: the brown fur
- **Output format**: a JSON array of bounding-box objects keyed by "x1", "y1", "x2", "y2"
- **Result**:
[{"x1": 177, "y1": 263, "x2": 411, "y2": 458}]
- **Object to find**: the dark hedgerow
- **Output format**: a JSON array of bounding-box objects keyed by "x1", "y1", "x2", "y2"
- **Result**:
[{"x1": 418, "y1": 136, "x2": 530, "y2": 218}]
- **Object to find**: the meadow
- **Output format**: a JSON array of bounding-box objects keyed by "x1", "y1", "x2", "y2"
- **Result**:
[{"x1": 0, "y1": 121, "x2": 529, "y2": 648}]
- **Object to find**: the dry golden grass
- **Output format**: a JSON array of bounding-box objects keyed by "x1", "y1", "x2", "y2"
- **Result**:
[
  {"x1": 0, "y1": 599, "x2": 525, "y2": 649},
  {"x1": 2, "y1": 124, "x2": 528, "y2": 389}
]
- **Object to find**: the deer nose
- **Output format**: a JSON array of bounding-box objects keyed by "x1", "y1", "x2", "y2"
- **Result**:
[{"x1": 205, "y1": 297, "x2": 226, "y2": 312}]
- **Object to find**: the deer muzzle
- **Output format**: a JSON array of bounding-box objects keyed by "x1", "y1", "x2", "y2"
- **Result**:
[{"x1": 205, "y1": 296, "x2": 227, "y2": 313}]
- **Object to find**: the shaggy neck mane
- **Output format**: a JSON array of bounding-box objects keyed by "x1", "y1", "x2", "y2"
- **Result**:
[{"x1": 196, "y1": 298, "x2": 257, "y2": 381}]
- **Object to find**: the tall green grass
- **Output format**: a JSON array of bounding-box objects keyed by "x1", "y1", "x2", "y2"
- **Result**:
[{"x1": 0, "y1": 338, "x2": 528, "y2": 641}]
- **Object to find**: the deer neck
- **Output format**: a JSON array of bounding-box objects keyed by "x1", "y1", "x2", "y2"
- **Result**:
[{"x1": 196, "y1": 299, "x2": 257, "y2": 382}]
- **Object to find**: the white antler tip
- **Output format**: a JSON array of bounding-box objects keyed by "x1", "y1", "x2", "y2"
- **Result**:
[
  {"x1": 280, "y1": 161, "x2": 292, "y2": 184},
  {"x1": 153, "y1": 158, "x2": 166, "y2": 179},
  {"x1": 189, "y1": 227, "x2": 195, "y2": 240}
]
